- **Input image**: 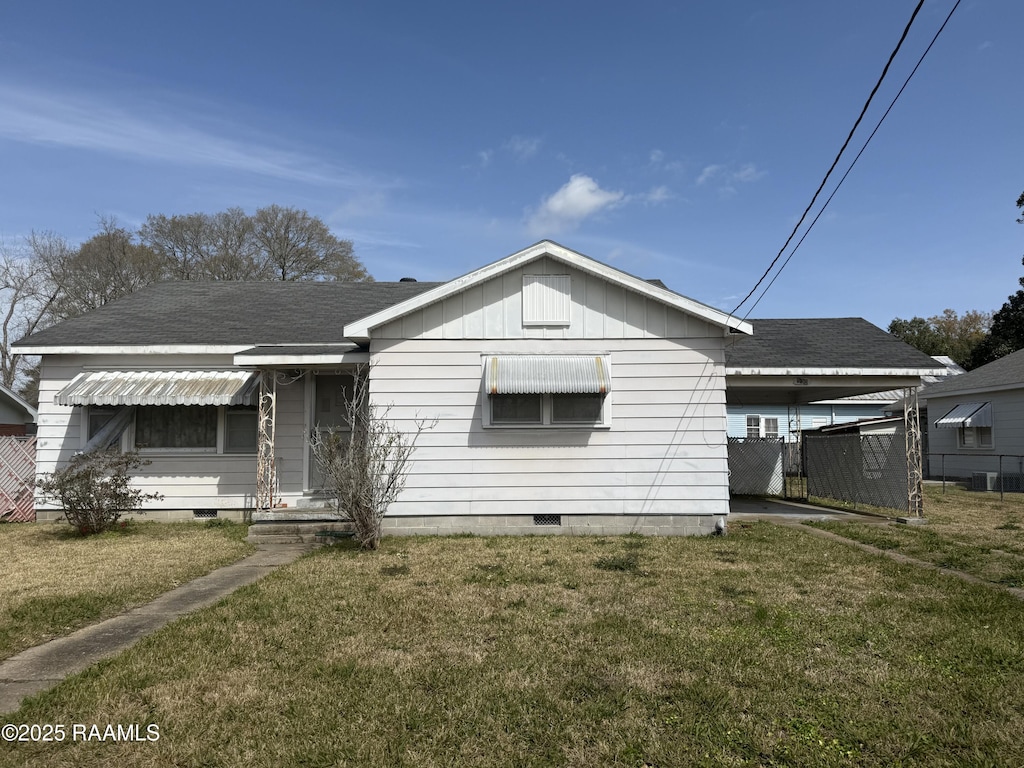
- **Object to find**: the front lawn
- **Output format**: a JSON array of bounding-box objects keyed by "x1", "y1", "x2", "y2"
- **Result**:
[
  {"x1": 4, "y1": 525, "x2": 1022, "y2": 767},
  {"x1": 0, "y1": 520, "x2": 253, "y2": 660},
  {"x1": 810, "y1": 484, "x2": 1024, "y2": 588}
]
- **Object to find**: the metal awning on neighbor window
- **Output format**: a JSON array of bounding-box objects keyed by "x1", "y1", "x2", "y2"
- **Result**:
[
  {"x1": 56, "y1": 370, "x2": 260, "y2": 407},
  {"x1": 485, "y1": 355, "x2": 610, "y2": 395},
  {"x1": 934, "y1": 402, "x2": 992, "y2": 429}
]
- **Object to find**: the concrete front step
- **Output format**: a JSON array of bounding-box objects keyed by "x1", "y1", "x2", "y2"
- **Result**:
[{"x1": 247, "y1": 519, "x2": 355, "y2": 545}]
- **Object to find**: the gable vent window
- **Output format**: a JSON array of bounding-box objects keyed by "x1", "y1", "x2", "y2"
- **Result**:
[{"x1": 522, "y1": 275, "x2": 571, "y2": 326}]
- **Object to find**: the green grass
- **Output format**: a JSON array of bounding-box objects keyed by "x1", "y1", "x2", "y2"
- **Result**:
[
  {"x1": 0, "y1": 520, "x2": 253, "y2": 660},
  {"x1": 3, "y1": 525, "x2": 1022, "y2": 767},
  {"x1": 808, "y1": 485, "x2": 1024, "y2": 588}
]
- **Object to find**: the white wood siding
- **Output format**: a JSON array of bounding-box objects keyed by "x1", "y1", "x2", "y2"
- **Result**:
[
  {"x1": 369, "y1": 336, "x2": 729, "y2": 517},
  {"x1": 35, "y1": 354, "x2": 306, "y2": 510}
]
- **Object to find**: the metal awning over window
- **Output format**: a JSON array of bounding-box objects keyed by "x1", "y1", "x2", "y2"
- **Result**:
[
  {"x1": 935, "y1": 402, "x2": 992, "y2": 429},
  {"x1": 485, "y1": 355, "x2": 610, "y2": 395},
  {"x1": 56, "y1": 370, "x2": 260, "y2": 407}
]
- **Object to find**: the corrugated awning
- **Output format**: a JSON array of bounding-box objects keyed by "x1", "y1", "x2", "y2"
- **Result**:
[
  {"x1": 485, "y1": 355, "x2": 610, "y2": 395},
  {"x1": 935, "y1": 402, "x2": 992, "y2": 429},
  {"x1": 56, "y1": 370, "x2": 260, "y2": 407}
]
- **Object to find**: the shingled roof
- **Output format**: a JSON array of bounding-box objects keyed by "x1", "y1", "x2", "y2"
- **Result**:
[
  {"x1": 921, "y1": 347, "x2": 1024, "y2": 397},
  {"x1": 16, "y1": 281, "x2": 442, "y2": 348},
  {"x1": 725, "y1": 318, "x2": 942, "y2": 371}
]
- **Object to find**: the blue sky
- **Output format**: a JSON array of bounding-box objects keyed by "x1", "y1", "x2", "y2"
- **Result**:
[{"x1": 1, "y1": 1, "x2": 1021, "y2": 329}]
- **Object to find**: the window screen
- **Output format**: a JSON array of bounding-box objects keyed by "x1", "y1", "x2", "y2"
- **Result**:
[{"x1": 135, "y1": 405, "x2": 217, "y2": 450}]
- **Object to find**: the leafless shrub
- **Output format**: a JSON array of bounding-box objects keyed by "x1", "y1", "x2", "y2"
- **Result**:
[{"x1": 309, "y1": 367, "x2": 434, "y2": 550}]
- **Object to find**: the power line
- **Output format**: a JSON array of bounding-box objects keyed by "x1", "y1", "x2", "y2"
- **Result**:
[
  {"x1": 730, "y1": 0, "x2": 927, "y2": 317},
  {"x1": 741, "y1": 0, "x2": 962, "y2": 320}
]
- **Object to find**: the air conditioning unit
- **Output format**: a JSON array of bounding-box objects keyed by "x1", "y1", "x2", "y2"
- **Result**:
[{"x1": 972, "y1": 472, "x2": 998, "y2": 491}]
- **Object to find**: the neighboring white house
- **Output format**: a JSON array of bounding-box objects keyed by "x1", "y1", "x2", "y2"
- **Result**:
[
  {"x1": 922, "y1": 347, "x2": 1024, "y2": 484},
  {"x1": 15, "y1": 241, "x2": 752, "y2": 535}
]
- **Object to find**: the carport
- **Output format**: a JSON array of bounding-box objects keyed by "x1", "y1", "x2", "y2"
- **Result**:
[{"x1": 724, "y1": 318, "x2": 947, "y2": 516}]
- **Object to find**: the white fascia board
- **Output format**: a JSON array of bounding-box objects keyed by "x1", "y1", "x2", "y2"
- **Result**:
[
  {"x1": 233, "y1": 351, "x2": 370, "y2": 367},
  {"x1": 344, "y1": 240, "x2": 753, "y2": 340},
  {"x1": 727, "y1": 367, "x2": 948, "y2": 377},
  {"x1": 15, "y1": 344, "x2": 252, "y2": 355}
]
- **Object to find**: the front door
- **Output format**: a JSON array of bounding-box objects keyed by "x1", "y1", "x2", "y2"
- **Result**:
[{"x1": 307, "y1": 373, "x2": 353, "y2": 491}]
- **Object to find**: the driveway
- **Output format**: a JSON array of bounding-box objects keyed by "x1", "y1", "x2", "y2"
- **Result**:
[{"x1": 729, "y1": 496, "x2": 887, "y2": 523}]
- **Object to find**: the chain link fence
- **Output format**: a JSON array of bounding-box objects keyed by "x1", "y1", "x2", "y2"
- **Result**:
[
  {"x1": 803, "y1": 426, "x2": 908, "y2": 511},
  {"x1": 928, "y1": 453, "x2": 1024, "y2": 498},
  {"x1": 728, "y1": 428, "x2": 913, "y2": 513}
]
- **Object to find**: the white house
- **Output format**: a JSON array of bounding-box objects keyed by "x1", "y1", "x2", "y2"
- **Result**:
[{"x1": 16, "y1": 242, "x2": 752, "y2": 535}]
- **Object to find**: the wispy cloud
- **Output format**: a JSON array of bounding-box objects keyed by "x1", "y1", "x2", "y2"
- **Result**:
[
  {"x1": 0, "y1": 82, "x2": 369, "y2": 187},
  {"x1": 648, "y1": 148, "x2": 686, "y2": 174},
  {"x1": 696, "y1": 162, "x2": 766, "y2": 195},
  {"x1": 503, "y1": 135, "x2": 542, "y2": 161},
  {"x1": 732, "y1": 163, "x2": 766, "y2": 183},
  {"x1": 640, "y1": 185, "x2": 673, "y2": 205},
  {"x1": 526, "y1": 174, "x2": 625, "y2": 236},
  {"x1": 696, "y1": 164, "x2": 723, "y2": 185}
]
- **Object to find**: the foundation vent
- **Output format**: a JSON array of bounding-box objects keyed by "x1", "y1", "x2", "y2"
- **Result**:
[
  {"x1": 533, "y1": 514, "x2": 562, "y2": 526},
  {"x1": 193, "y1": 509, "x2": 219, "y2": 519}
]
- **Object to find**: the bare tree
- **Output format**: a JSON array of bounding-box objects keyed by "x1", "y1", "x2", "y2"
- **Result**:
[
  {"x1": 44, "y1": 217, "x2": 164, "y2": 320},
  {"x1": 252, "y1": 205, "x2": 368, "y2": 281},
  {"x1": 142, "y1": 205, "x2": 369, "y2": 282},
  {"x1": 0, "y1": 232, "x2": 69, "y2": 388},
  {"x1": 140, "y1": 208, "x2": 263, "y2": 281},
  {"x1": 309, "y1": 367, "x2": 434, "y2": 550}
]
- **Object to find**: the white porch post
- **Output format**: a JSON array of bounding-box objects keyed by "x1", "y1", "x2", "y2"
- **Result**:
[
  {"x1": 904, "y1": 386, "x2": 923, "y2": 518},
  {"x1": 256, "y1": 369, "x2": 277, "y2": 514}
]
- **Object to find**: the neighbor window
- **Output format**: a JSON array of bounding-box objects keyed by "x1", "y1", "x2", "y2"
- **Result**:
[
  {"x1": 763, "y1": 417, "x2": 779, "y2": 438},
  {"x1": 959, "y1": 426, "x2": 993, "y2": 450},
  {"x1": 746, "y1": 415, "x2": 761, "y2": 439}
]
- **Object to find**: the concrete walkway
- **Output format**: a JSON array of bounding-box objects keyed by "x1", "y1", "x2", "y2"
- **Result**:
[{"x1": 0, "y1": 544, "x2": 312, "y2": 714}]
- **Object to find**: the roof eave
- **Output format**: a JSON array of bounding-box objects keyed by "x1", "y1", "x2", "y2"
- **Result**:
[
  {"x1": 15, "y1": 344, "x2": 255, "y2": 355},
  {"x1": 726, "y1": 366, "x2": 948, "y2": 377}
]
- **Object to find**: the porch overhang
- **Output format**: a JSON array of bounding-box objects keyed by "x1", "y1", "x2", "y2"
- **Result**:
[
  {"x1": 56, "y1": 370, "x2": 260, "y2": 407},
  {"x1": 233, "y1": 345, "x2": 369, "y2": 367},
  {"x1": 724, "y1": 368, "x2": 937, "y2": 406}
]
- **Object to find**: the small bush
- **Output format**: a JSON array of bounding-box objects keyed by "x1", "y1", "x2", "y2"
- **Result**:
[{"x1": 37, "y1": 450, "x2": 162, "y2": 535}]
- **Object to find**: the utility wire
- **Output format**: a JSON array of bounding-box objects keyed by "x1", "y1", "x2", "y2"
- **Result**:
[
  {"x1": 741, "y1": 0, "x2": 962, "y2": 320},
  {"x1": 730, "y1": 0, "x2": 926, "y2": 316}
]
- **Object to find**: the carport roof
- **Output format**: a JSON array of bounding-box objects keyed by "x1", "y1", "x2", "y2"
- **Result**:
[{"x1": 725, "y1": 318, "x2": 947, "y2": 405}]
